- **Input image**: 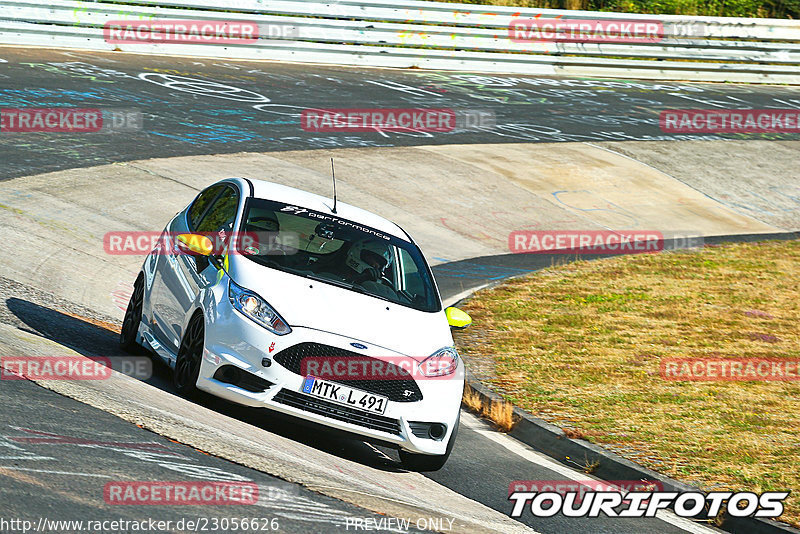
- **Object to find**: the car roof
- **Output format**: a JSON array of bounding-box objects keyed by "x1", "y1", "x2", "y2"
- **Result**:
[{"x1": 230, "y1": 178, "x2": 411, "y2": 242}]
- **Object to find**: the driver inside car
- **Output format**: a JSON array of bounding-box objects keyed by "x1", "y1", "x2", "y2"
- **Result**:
[{"x1": 343, "y1": 239, "x2": 393, "y2": 286}]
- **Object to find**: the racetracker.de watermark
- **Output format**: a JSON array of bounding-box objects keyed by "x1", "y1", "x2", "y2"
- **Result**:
[
  {"x1": 508, "y1": 231, "x2": 703, "y2": 254},
  {"x1": 102, "y1": 20, "x2": 298, "y2": 44},
  {"x1": 300, "y1": 355, "x2": 462, "y2": 381},
  {"x1": 0, "y1": 108, "x2": 142, "y2": 133},
  {"x1": 508, "y1": 18, "x2": 710, "y2": 42},
  {"x1": 104, "y1": 481, "x2": 259, "y2": 505},
  {"x1": 1, "y1": 356, "x2": 111, "y2": 381},
  {"x1": 1, "y1": 356, "x2": 152, "y2": 381},
  {"x1": 103, "y1": 231, "x2": 298, "y2": 256},
  {"x1": 509, "y1": 18, "x2": 664, "y2": 43},
  {"x1": 300, "y1": 108, "x2": 495, "y2": 132},
  {"x1": 660, "y1": 109, "x2": 800, "y2": 133},
  {"x1": 661, "y1": 358, "x2": 800, "y2": 381}
]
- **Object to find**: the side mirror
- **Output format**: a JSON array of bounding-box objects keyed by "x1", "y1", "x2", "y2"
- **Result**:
[
  {"x1": 176, "y1": 233, "x2": 214, "y2": 257},
  {"x1": 445, "y1": 307, "x2": 472, "y2": 329}
]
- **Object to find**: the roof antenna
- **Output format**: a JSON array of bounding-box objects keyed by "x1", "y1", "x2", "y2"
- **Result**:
[{"x1": 330, "y1": 157, "x2": 338, "y2": 214}]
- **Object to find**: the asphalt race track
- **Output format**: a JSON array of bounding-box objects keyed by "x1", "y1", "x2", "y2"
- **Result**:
[
  {"x1": 0, "y1": 377, "x2": 431, "y2": 534},
  {"x1": 1, "y1": 47, "x2": 799, "y2": 180},
  {"x1": 2, "y1": 45, "x2": 799, "y2": 534}
]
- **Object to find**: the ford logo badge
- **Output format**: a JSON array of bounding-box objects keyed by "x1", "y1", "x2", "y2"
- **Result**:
[{"x1": 350, "y1": 342, "x2": 368, "y2": 350}]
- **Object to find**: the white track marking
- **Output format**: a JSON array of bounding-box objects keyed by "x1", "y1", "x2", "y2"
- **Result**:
[{"x1": 460, "y1": 412, "x2": 719, "y2": 534}]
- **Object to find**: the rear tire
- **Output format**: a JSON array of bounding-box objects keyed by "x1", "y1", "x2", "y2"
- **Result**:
[
  {"x1": 120, "y1": 274, "x2": 144, "y2": 352},
  {"x1": 174, "y1": 313, "x2": 204, "y2": 397},
  {"x1": 400, "y1": 413, "x2": 459, "y2": 472}
]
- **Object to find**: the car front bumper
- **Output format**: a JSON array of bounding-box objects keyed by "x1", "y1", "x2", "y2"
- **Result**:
[{"x1": 197, "y1": 298, "x2": 463, "y2": 456}]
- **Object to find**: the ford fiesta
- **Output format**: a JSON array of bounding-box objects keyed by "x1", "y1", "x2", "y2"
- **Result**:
[{"x1": 120, "y1": 178, "x2": 472, "y2": 471}]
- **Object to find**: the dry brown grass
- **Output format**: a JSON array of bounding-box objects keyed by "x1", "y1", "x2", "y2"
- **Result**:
[
  {"x1": 454, "y1": 240, "x2": 800, "y2": 526},
  {"x1": 462, "y1": 383, "x2": 518, "y2": 432}
]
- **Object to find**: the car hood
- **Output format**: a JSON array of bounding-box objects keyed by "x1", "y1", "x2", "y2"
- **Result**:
[{"x1": 227, "y1": 256, "x2": 452, "y2": 359}]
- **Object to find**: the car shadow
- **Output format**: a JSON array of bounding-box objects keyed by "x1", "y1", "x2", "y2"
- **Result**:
[
  {"x1": 5, "y1": 297, "x2": 173, "y2": 389},
  {"x1": 5, "y1": 297, "x2": 405, "y2": 472}
]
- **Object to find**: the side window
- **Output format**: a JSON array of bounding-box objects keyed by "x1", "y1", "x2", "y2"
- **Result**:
[
  {"x1": 188, "y1": 184, "x2": 225, "y2": 230},
  {"x1": 398, "y1": 248, "x2": 423, "y2": 295},
  {"x1": 195, "y1": 186, "x2": 239, "y2": 239}
]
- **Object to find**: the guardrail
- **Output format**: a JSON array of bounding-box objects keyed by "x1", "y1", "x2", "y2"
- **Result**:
[{"x1": 2, "y1": 0, "x2": 799, "y2": 83}]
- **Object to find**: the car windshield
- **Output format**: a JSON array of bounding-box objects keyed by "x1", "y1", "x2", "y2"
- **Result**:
[{"x1": 238, "y1": 198, "x2": 441, "y2": 312}]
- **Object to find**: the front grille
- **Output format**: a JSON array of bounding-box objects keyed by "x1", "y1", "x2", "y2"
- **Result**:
[
  {"x1": 273, "y1": 389, "x2": 402, "y2": 435},
  {"x1": 272, "y1": 342, "x2": 423, "y2": 402}
]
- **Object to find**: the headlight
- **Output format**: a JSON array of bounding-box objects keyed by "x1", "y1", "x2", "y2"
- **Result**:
[
  {"x1": 228, "y1": 280, "x2": 291, "y2": 336},
  {"x1": 419, "y1": 347, "x2": 459, "y2": 377}
]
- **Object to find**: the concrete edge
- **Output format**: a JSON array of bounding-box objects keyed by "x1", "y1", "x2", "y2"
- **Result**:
[{"x1": 453, "y1": 231, "x2": 800, "y2": 534}]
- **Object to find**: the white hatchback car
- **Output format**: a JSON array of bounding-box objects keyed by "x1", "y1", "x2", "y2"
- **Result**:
[{"x1": 121, "y1": 178, "x2": 472, "y2": 471}]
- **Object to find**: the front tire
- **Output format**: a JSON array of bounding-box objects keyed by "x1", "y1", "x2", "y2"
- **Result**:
[
  {"x1": 174, "y1": 313, "x2": 204, "y2": 397},
  {"x1": 400, "y1": 414, "x2": 459, "y2": 472},
  {"x1": 120, "y1": 274, "x2": 144, "y2": 352}
]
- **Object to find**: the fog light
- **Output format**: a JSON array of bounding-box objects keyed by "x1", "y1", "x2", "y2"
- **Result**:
[{"x1": 428, "y1": 423, "x2": 447, "y2": 440}]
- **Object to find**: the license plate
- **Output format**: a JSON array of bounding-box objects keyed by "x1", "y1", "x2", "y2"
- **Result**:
[{"x1": 301, "y1": 376, "x2": 388, "y2": 415}]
